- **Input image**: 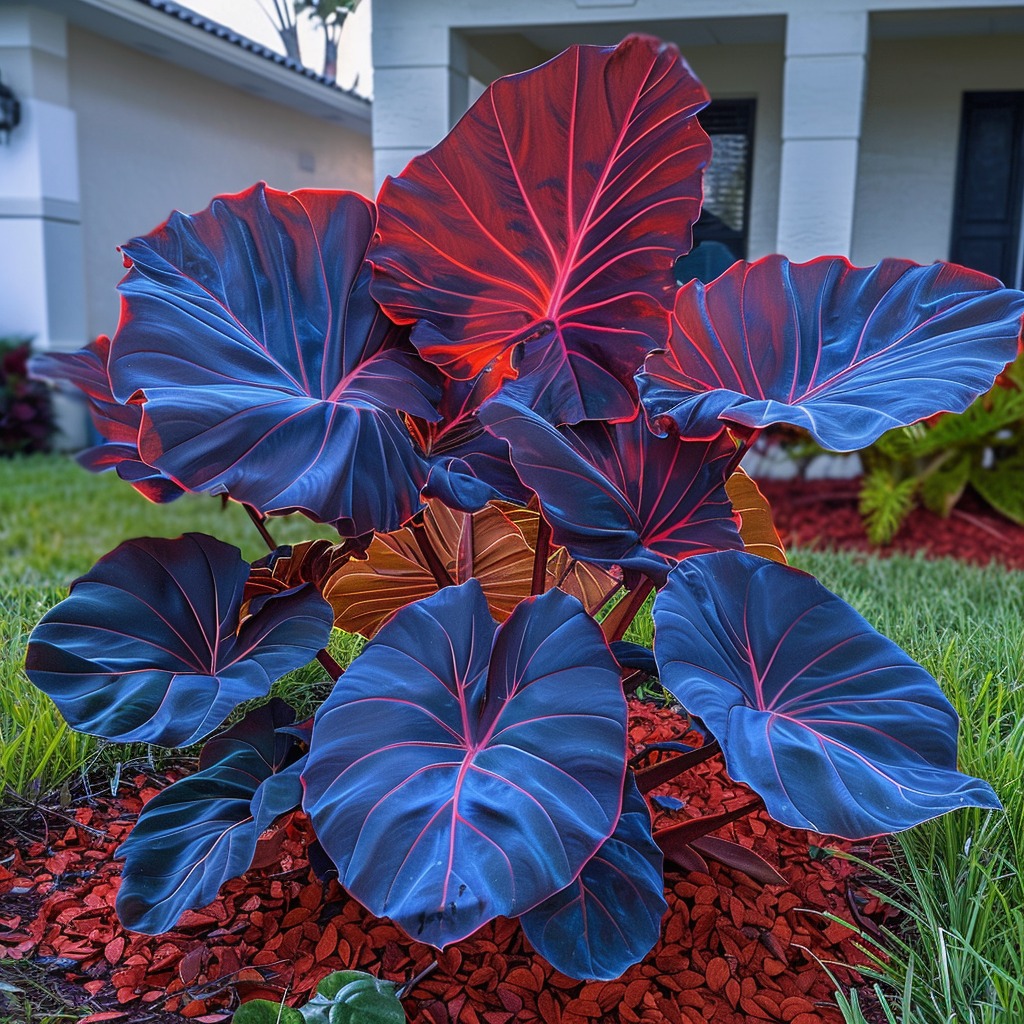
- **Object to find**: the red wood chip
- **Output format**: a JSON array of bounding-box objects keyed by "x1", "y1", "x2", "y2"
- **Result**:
[{"x1": 0, "y1": 701, "x2": 897, "y2": 1024}]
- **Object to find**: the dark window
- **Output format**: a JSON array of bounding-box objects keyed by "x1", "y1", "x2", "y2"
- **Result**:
[
  {"x1": 950, "y1": 92, "x2": 1024, "y2": 287},
  {"x1": 675, "y1": 99, "x2": 756, "y2": 284}
]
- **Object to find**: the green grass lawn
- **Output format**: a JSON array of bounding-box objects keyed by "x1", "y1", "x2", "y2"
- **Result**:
[{"x1": 2, "y1": 454, "x2": 1023, "y2": 1023}]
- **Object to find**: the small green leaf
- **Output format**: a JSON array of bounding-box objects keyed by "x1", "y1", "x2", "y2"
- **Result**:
[
  {"x1": 971, "y1": 457, "x2": 1024, "y2": 526},
  {"x1": 315, "y1": 971, "x2": 376, "y2": 1000},
  {"x1": 858, "y1": 468, "x2": 918, "y2": 545},
  {"x1": 302, "y1": 971, "x2": 405, "y2": 1024},
  {"x1": 232, "y1": 999, "x2": 304, "y2": 1024},
  {"x1": 920, "y1": 452, "x2": 971, "y2": 518}
]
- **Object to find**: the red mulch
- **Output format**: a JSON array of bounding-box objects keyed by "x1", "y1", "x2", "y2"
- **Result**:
[
  {"x1": 759, "y1": 479, "x2": 1024, "y2": 571},
  {"x1": 11, "y1": 477, "x2": 1016, "y2": 1024},
  {"x1": 0, "y1": 700, "x2": 889, "y2": 1024}
]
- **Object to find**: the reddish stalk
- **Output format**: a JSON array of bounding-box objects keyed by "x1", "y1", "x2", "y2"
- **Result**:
[
  {"x1": 633, "y1": 740, "x2": 721, "y2": 793},
  {"x1": 244, "y1": 504, "x2": 278, "y2": 553},
  {"x1": 601, "y1": 578, "x2": 655, "y2": 643},
  {"x1": 530, "y1": 515, "x2": 552, "y2": 595},
  {"x1": 410, "y1": 518, "x2": 455, "y2": 588},
  {"x1": 316, "y1": 649, "x2": 345, "y2": 681}
]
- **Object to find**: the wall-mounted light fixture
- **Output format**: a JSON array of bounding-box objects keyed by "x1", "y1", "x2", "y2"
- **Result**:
[{"x1": 0, "y1": 65, "x2": 21, "y2": 144}]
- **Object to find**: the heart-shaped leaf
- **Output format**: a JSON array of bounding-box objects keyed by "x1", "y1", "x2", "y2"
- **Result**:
[
  {"x1": 302, "y1": 580, "x2": 627, "y2": 947},
  {"x1": 653, "y1": 551, "x2": 1002, "y2": 838},
  {"x1": 371, "y1": 35, "x2": 711, "y2": 424},
  {"x1": 638, "y1": 256, "x2": 1024, "y2": 450},
  {"x1": 408, "y1": 374, "x2": 532, "y2": 512},
  {"x1": 520, "y1": 776, "x2": 666, "y2": 980},
  {"x1": 233, "y1": 1002, "x2": 304, "y2": 1024},
  {"x1": 317, "y1": 499, "x2": 619, "y2": 637},
  {"x1": 304, "y1": 971, "x2": 405, "y2": 1024},
  {"x1": 108, "y1": 184, "x2": 440, "y2": 534},
  {"x1": 25, "y1": 533, "x2": 332, "y2": 746},
  {"x1": 480, "y1": 398, "x2": 742, "y2": 583},
  {"x1": 30, "y1": 336, "x2": 183, "y2": 502},
  {"x1": 116, "y1": 700, "x2": 306, "y2": 933}
]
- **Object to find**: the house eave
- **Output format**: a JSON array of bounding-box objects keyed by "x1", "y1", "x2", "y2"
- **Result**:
[{"x1": 39, "y1": 0, "x2": 371, "y2": 134}]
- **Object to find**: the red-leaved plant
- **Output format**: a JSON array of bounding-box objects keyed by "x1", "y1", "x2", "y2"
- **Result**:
[{"x1": 28, "y1": 35, "x2": 1018, "y2": 986}]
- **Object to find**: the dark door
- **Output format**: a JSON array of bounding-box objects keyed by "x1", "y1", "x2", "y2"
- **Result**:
[{"x1": 950, "y1": 92, "x2": 1024, "y2": 287}]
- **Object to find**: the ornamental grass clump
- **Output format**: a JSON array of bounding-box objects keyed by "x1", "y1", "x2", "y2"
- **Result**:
[{"x1": 26, "y1": 35, "x2": 1020, "y2": 986}]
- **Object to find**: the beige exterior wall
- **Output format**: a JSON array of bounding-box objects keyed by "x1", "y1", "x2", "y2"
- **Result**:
[
  {"x1": 68, "y1": 26, "x2": 373, "y2": 341},
  {"x1": 853, "y1": 31, "x2": 1024, "y2": 267}
]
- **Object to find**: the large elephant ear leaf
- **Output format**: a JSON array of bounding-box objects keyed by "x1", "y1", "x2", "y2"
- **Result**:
[
  {"x1": 652, "y1": 551, "x2": 1002, "y2": 839},
  {"x1": 520, "y1": 775, "x2": 666, "y2": 980},
  {"x1": 302, "y1": 580, "x2": 627, "y2": 949},
  {"x1": 313, "y1": 499, "x2": 618, "y2": 637},
  {"x1": 638, "y1": 256, "x2": 1024, "y2": 450},
  {"x1": 116, "y1": 699, "x2": 306, "y2": 934},
  {"x1": 480, "y1": 398, "x2": 742, "y2": 583},
  {"x1": 25, "y1": 534, "x2": 332, "y2": 747},
  {"x1": 108, "y1": 184, "x2": 440, "y2": 534},
  {"x1": 371, "y1": 35, "x2": 711, "y2": 424},
  {"x1": 29, "y1": 336, "x2": 184, "y2": 503}
]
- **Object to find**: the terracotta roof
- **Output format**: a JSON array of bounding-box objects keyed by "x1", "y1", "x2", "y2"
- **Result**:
[{"x1": 131, "y1": 0, "x2": 369, "y2": 102}]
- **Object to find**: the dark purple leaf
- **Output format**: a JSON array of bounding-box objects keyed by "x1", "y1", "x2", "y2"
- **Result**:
[
  {"x1": 371, "y1": 35, "x2": 711, "y2": 424},
  {"x1": 302, "y1": 580, "x2": 627, "y2": 948},
  {"x1": 653, "y1": 551, "x2": 1002, "y2": 838},
  {"x1": 638, "y1": 256, "x2": 1024, "y2": 450},
  {"x1": 520, "y1": 776, "x2": 666, "y2": 980},
  {"x1": 117, "y1": 699, "x2": 305, "y2": 933},
  {"x1": 479, "y1": 398, "x2": 742, "y2": 583},
  {"x1": 25, "y1": 533, "x2": 332, "y2": 747},
  {"x1": 689, "y1": 836, "x2": 786, "y2": 886},
  {"x1": 107, "y1": 184, "x2": 440, "y2": 534},
  {"x1": 649, "y1": 794, "x2": 685, "y2": 812},
  {"x1": 30, "y1": 337, "x2": 184, "y2": 502},
  {"x1": 609, "y1": 641, "x2": 658, "y2": 678},
  {"x1": 407, "y1": 374, "x2": 531, "y2": 512}
]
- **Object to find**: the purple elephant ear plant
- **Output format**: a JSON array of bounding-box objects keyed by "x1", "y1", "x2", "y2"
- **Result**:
[{"x1": 28, "y1": 34, "x2": 1017, "y2": 994}]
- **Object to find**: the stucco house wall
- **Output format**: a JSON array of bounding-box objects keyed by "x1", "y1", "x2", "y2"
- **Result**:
[
  {"x1": 853, "y1": 29, "x2": 1024, "y2": 267},
  {"x1": 0, "y1": 0, "x2": 372, "y2": 444},
  {"x1": 69, "y1": 25, "x2": 373, "y2": 342},
  {"x1": 373, "y1": 0, "x2": 1024, "y2": 274}
]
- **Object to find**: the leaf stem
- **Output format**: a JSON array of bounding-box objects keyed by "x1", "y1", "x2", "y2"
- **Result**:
[
  {"x1": 411, "y1": 518, "x2": 455, "y2": 589},
  {"x1": 396, "y1": 959, "x2": 438, "y2": 1000},
  {"x1": 244, "y1": 504, "x2": 278, "y2": 553},
  {"x1": 530, "y1": 514, "x2": 552, "y2": 596},
  {"x1": 601, "y1": 578, "x2": 655, "y2": 643},
  {"x1": 316, "y1": 649, "x2": 345, "y2": 681},
  {"x1": 633, "y1": 741, "x2": 721, "y2": 793}
]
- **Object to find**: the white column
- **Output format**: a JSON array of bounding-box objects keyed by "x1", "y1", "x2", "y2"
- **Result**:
[
  {"x1": 0, "y1": 6, "x2": 87, "y2": 446},
  {"x1": 775, "y1": 11, "x2": 869, "y2": 261},
  {"x1": 372, "y1": 3, "x2": 468, "y2": 189}
]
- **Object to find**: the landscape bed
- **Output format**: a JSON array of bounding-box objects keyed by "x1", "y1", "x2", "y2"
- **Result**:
[
  {"x1": 2, "y1": 460, "x2": 1022, "y2": 1023},
  {"x1": 4, "y1": 27, "x2": 1024, "y2": 1024}
]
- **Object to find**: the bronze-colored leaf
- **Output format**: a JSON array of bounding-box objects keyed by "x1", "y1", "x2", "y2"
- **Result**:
[
  {"x1": 726, "y1": 469, "x2": 787, "y2": 563},
  {"x1": 322, "y1": 500, "x2": 538, "y2": 637},
  {"x1": 242, "y1": 539, "x2": 341, "y2": 621},
  {"x1": 547, "y1": 547, "x2": 620, "y2": 618}
]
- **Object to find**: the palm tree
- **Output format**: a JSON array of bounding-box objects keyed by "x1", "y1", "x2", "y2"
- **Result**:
[
  {"x1": 297, "y1": 0, "x2": 360, "y2": 81},
  {"x1": 259, "y1": 0, "x2": 302, "y2": 64}
]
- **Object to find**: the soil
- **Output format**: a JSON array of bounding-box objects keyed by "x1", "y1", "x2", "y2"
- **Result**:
[
  {"x1": 759, "y1": 478, "x2": 1024, "y2": 571},
  {"x1": 0, "y1": 706, "x2": 890, "y2": 1024},
  {"x1": 5, "y1": 478, "x2": 1015, "y2": 1024}
]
